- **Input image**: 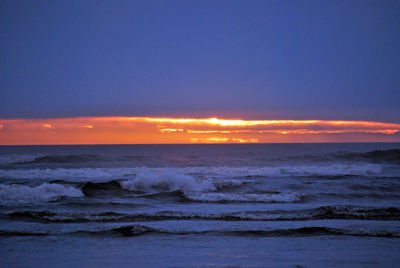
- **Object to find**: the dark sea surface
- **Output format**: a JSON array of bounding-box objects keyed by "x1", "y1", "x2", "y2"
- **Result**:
[{"x1": 1, "y1": 143, "x2": 400, "y2": 267}]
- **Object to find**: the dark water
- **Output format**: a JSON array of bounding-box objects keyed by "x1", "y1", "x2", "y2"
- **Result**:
[{"x1": 1, "y1": 143, "x2": 400, "y2": 267}]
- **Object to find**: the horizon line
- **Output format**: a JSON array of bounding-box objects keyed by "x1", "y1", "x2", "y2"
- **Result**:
[{"x1": 2, "y1": 141, "x2": 400, "y2": 146}]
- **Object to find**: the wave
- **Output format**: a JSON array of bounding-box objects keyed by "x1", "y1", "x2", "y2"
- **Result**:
[
  {"x1": 1, "y1": 225, "x2": 397, "y2": 238},
  {"x1": 20, "y1": 154, "x2": 102, "y2": 164},
  {"x1": 0, "y1": 153, "x2": 168, "y2": 165},
  {"x1": 131, "y1": 190, "x2": 303, "y2": 203},
  {"x1": 0, "y1": 183, "x2": 83, "y2": 203},
  {"x1": 2, "y1": 169, "x2": 398, "y2": 204},
  {"x1": 217, "y1": 227, "x2": 398, "y2": 238},
  {"x1": 118, "y1": 173, "x2": 302, "y2": 203},
  {"x1": 83, "y1": 175, "x2": 242, "y2": 199},
  {"x1": 82, "y1": 186, "x2": 301, "y2": 204},
  {"x1": 1, "y1": 149, "x2": 398, "y2": 166},
  {"x1": 0, "y1": 179, "x2": 302, "y2": 204},
  {"x1": 0, "y1": 154, "x2": 106, "y2": 165},
  {"x1": 82, "y1": 181, "x2": 132, "y2": 197},
  {"x1": 0, "y1": 154, "x2": 39, "y2": 165},
  {"x1": 338, "y1": 149, "x2": 400, "y2": 164},
  {"x1": 0, "y1": 163, "x2": 384, "y2": 181},
  {"x1": 0, "y1": 167, "x2": 138, "y2": 180},
  {"x1": 2, "y1": 178, "x2": 396, "y2": 204},
  {"x1": 6, "y1": 206, "x2": 399, "y2": 223},
  {"x1": 6, "y1": 211, "x2": 128, "y2": 223},
  {"x1": 120, "y1": 170, "x2": 216, "y2": 193},
  {"x1": 183, "y1": 192, "x2": 304, "y2": 203},
  {"x1": 283, "y1": 149, "x2": 400, "y2": 164}
]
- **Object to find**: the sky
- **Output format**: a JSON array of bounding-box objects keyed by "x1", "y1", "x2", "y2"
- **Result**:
[{"x1": 1, "y1": 0, "x2": 400, "y2": 144}]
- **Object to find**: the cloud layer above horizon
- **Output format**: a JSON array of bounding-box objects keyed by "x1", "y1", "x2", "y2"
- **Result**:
[{"x1": 1, "y1": 117, "x2": 400, "y2": 145}]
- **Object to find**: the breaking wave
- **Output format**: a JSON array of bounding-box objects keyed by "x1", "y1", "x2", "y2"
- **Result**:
[
  {"x1": 0, "y1": 178, "x2": 303, "y2": 204},
  {"x1": 120, "y1": 170, "x2": 216, "y2": 193},
  {"x1": 0, "y1": 183, "x2": 83, "y2": 203},
  {"x1": 82, "y1": 181, "x2": 131, "y2": 197},
  {"x1": 0, "y1": 163, "x2": 384, "y2": 180},
  {"x1": 81, "y1": 177, "x2": 300, "y2": 203}
]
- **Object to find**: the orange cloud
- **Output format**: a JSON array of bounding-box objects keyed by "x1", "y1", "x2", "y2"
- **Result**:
[
  {"x1": 160, "y1": 128, "x2": 184, "y2": 133},
  {"x1": 0, "y1": 117, "x2": 399, "y2": 145}
]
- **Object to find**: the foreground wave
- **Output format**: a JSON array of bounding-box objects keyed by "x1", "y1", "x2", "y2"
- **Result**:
[
  {"x1": 4, "y1": 206, "x2": 400, "y2": 223},
  {"x1": 1, "y1": 144, "x2": 400, "y2": 268}
]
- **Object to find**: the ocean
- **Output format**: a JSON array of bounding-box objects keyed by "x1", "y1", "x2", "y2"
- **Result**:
[{"x1": 0, "y1": 143, "x2": 399, "y2": 267}]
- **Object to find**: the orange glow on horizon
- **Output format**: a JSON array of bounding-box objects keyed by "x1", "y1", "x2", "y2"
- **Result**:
[{"x1": 0, "y1": 116, "x2": 400, "y2": 145}]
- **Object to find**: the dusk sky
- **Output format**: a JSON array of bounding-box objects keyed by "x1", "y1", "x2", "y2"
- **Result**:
[{"x1": 1, "y1": 0, "x2": 400, "y2": 144}]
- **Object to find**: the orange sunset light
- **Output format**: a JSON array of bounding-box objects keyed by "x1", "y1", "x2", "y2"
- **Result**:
[{"x1": 0, "y1": 117, "x2": 400, "y2": 145}]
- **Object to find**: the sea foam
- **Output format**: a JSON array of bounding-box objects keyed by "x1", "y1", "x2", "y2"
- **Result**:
[
  {"x1": 184, "y1": 192, "x2": 303, "y2": 203},
  {"x1": 0, "y1": 183, "x2": 83, "y2": 203},
  {"x1": 120, "y1": 168, "x2": 216, "y2": 193},
  {"x1": 0, "y1": 163, "x2": 384, "y2": 180}
]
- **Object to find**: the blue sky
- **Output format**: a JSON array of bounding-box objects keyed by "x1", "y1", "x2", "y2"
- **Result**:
[{"x1": 1, "y1": 0, "x2": 399, "y2": 122}]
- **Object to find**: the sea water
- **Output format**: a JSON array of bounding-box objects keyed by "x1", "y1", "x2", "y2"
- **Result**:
[{"x1": 0, "y1": 143, "x2": 399, "y2": 267}]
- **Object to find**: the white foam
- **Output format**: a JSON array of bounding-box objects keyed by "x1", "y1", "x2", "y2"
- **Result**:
[
  {"x1": 277, "y1": 164, "x2": 383, "y2": 176},
  {"x1": 0, "y1": 164, "x2": 383, "y2": 181},
  {"x1": 0, "y1": 183, "x2": 83, "y2": 203},
  {"x1": 185, "y1": 192, "x2": 303, "y2": 203},
  {"x1": 0, "y1": 168, "x2": 138, "y2": 180},
  {"x1": 120, "y1": 168, "x2": 216, "y2": 193},
  {"x1": 212, "y1": 179, "x2": 245, "y2": 190}
]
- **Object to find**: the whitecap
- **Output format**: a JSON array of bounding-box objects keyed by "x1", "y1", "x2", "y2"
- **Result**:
[
  {"x1": 0, "y1": 183, "x2": 83, "y2": 203},
  {"x1": 120, "y1": 168, "x2": 216, "y2": 193},
  {"x1": 184, "y1": 192, "x2": 303, "y2": 203}
]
